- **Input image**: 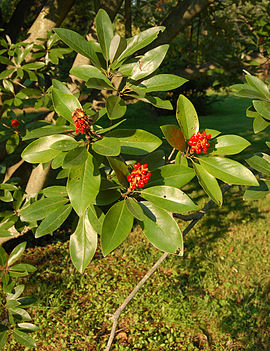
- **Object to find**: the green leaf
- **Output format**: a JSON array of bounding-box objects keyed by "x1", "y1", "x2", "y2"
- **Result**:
[
  {"x1": 91, "y1": 137, "x2": 120, "y2": 156},
  {"x1": 0, "y1": 330, "x2": 8, "y2": 350},
  {"x1": 95, "y1": 188, "x2": 121, "y2": 205},
  {"x1": 141, "y1": 185, "x2": 198, "y2": 213},
  {"x1": 86, "y1": 78, "x2": 114, "y2": 90},
  {"x1": 193, "y1": 162, "x2": 222, "y2": 206},
  {"x1": 50, "y1": 136, "x2": 78, "y2": 151},
  {"x1": 147, "y1": 164, "x2": 195, "y2": 188},
  {"x1": 13, "y1": 330, "x2": 36, "y2": 348},
  {"x1": 0, "y1": 68, "x2": 14, "y2": 79},
  {"x1": 87, "y1": 205, "x2": 104, "y2": 234},
  {"x1": 109, "y1": 34, "x2": 127, "y2": 63},
  {"x1": 142, "y1": 96, "x2": 173, "y2": 110},
  {"x1": 52, "y1": 88, "x2": 81, "y2": 123},
  {"x1": 20, "y1": 197, "x2": 68, "y2": 222},
  {"x1": 141, "y1": 150, "x2": 165, "y2": 170},
  {"x1": 52, "y1": 152, "x2": 66, "y2": 169},
  {"x1": 52, "y1": 79, "x2": 73, "y2": 94},
  {"x1": 0, "y1": 246, "x2": 7, "y2": 267},
  {"x1": 70, "y1": 211, "x2": 97, "y2": 273},
  {"x1": 10, "y1": 264, "x2": 36, "y2": 273},
  {"x1": 62, "y1": 146, "x2": 88, "y2": 169},
  {"x1": 231, "y1": 83, "x2": 266, "y2": 100},
  {"x1": 106, "y1": 95, "x2": 127, "y2": 120},
  {"x1": 140, "y1": 201, "x2": 183, "y2": 254},
  {"x1": 245, "y1": 153, "x2": 270, "y2": 175},
  {"x1": 54, "y1": 28, "x2": 100, "y2": 67},
  {"x1": 175, "y1": 151, "x2": 188, "y2": 167},
  {"x1": 253, "y1": 114, "x2": 269, "y2": 133},
  {"x1": 114, "y1": 26, "x2": 165, "y2": 66},
  {"x1": 42, "y1": 186, "x2": 67, "y2": 198},
  {"x1": 35, "y1": 204, "x2": 72, "y2": 238},
  {"x1": 160, "y1": 124, "x2": 186, "y2": 151},
  {"x1": 107, "y1": 129, "x2": 162, "y2": 155},
  {"x1": 209, "y1": 135, "x2": 250, "y2": 155},
  {"x1": 7, "y1": 242, "x2": 26, "y2": 267},
  {"x1": 245, "y1": 75, "x2": 270, "y2": 100},
  {"x1": 205, "y1": 129, "x2": 221, "y2": 138},
  {"x1": 22, "y1": 62, "x2": 45, "y2": 70},
  {"x1": 253, "y1": 100, "x2": 270, "y2": 121},
  {"x1": 243, "y1": 180, "x2": 270, "y2": 200},
  {"x1": 6, "y1": 134, "x2": 19, "y2": 154},
  {"x1": 126, "y1": 198, "x2": 144, "y2": 221},
  {"x1": 107, "y1": 156, "x2": 129, "y2": 187},
  {"x1": 94, "y1": 118, "x2": 126, "y2": 135},
  {"x1": 138, "y1": 74, "x2": 187, "y2": 92},
  {"x1": 96, "y1": 9, "x2": 113, "y2": 61},
  {"x1": 101, "y1": 200, "x2": 133, "y2": 256},
  {"x1": 176, "y1": 94, "x2": 199, "y2": 139},
  {"x1": 199, "y1": 156, "x2": 259, "y2": 186},
  {"x1": 70, "y1": 65, "x2": 113, "y2": 87},
  {"x1": 23, "y1": 125, "x2": 73, "y2": 140},
  {"x1": 17, "y1": 323, "x2": 39, "y2": 332},
  {"x1": 67, "y1": 153, "x2": 101, "y2": 215},
  {"x1": 130, "y1": 45, "x2": 169, "y2": 81},
  {"x1": 22, "y1": 135, "x2": 71, "y2": 163}
]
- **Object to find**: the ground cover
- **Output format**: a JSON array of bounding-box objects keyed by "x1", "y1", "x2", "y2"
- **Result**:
[{"x1": 4, "y1": 95, "x2": 270, "y2": 350}]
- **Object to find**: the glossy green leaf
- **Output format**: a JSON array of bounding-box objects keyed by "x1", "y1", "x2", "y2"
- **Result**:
[
  {"x1": 205, "y1": 129, "x2": 221, "y2": 138},
  {"x1": 91, "y1": 137, "x2": 121, "y2": 156},
  {"x1": 130, "y1": 45, "x2": 169, "y2": 81},
  {"x1": 10, "y1": 264, "x2": 36, "y2": 273},
  {"x1": 209, "y1": 135, "x2": 250, "y2": 155},
  {"x1": 87, "y1": 205, "x2": 104, "y2": 234},
  {"x1": 54, "y1": 28, "x2": 100, "y2": 67},
  {"x1": 22, "y1": 62, "x2": 45, "y2": 70},
  {"x1": 243, "y1": 180, "x2": 270, "y2": 200},
  {"x1": 13, "y1": 330, "x2": 36, "y2": 348},
  {"x1": 107, "y1": 156, "x2": 129, "y2": 187},
  {"x1": 138, "y1": 74, "x2": 187, "y2": 92},
  {"x1": 20, "y1": 197, "x2": 68, "y2": 222},
  {"x1": 106, "y1": 95, "x2": 127, "y2": 120},
  {"x1": 231, "y1": 83, "x2": 266, "y2": 100},
  {"x1": 23, "y1": 125, "x2": 73, "y2": 140},
  {"x1": 70, "y1": 65, "x2": 113, "y2": 87},
  {"x1": 95, "y1": 188, "x2": 122, "y2": 205},
  {"x1": 199, "y1": 156, "x2": 259, "y2": 186},
  {"x1": 0, "y1": 246, "x2": 7, "y2": 267},
  {"x1": 107, "y1": 129, "x2": 162, "y2": 155},
  {"x1": 253, "y1": 114, "x2": 269, "y2": 133},
  {"x1": 22, "y1": 135, "x2": 70, "y2": 163},
  {"x1": 245, "y1": 153, "x2": 270, "y2": 175},
  {"x1": 109, "y1": 34, "x2": 127, "y2": 63},
  {"x1": 96, "y1": 9, "x2": 113, "y2": 61},
  {"x1": 94, "y1": 118, "x2": 126, "y2": 135},
  {"x1": 160, "y1": 124, "x2": 186, "y2": 151},
  {"x1": 52, "y1": 88, "x2": 81, "y2": 123},
  {"x1": 176, "y1": 94, "x2": 199, "y2": 139},
  {"x1": 70, "y1": 211, "x2": 97, "y2": 273},
  {"x1": 52, "y1": 152, "x2": 66, "y2": 169},
  {"x1": 62, "y1": 146, "x2": 88, "y2": 168},
  {"x1": 142, "y1": 96, "x2": 173, "y2": 110},
  {"x1": 67, "y1": 153, "x2": 101, "y2": 215},
  {"x1": 140, "y1": 201, "x2": 183, "y2": 254},
  {"x1": 114, "y1": 26, "x2": 165, "y2": 65},
  {"x1": 141, "y1": 185, "x2": 198, "y2": 213},
  {"x1": 101, "y1": 200, "x2": 133, "y2": 256},
  {"x1": 245, "y1": 75, "x2": 270, "y2": 100},
  {"x1": 126, "y1": 197, "x2": 144, "y2": 220},
  {"x1": 0, "y1": 330, "x2": 8, "y2": 350},
  {"x1": 17, "y1": 323, "x2": 39, "y2": 332},
  {"x1": 7, "y1": 242, "x2": 26, "y2": 267},
  {"x1": 193, "y1": 162, "x2": 222, "y2": 206},
  {"x1": 50, "y1": 136, "x2": 78, "y2": 151},
  {"x1": 42, "y1": 186, "x2": 67, "y2": 198},
  {"x1": 253, "y1": 100, "x2": 270, "y2": 120},
  {"x1": 35, "y1": 204, "x2": 72, "y2": 238},
  {"x1": 86, "y1": 78, "x2": 114, "y2": 90},
  {"x1": 52, "y1": 79, "x2": 73, "y2": 94},
  {"x1": 175, "y1": 151, "x2": 188, "y2": 167},
  {"x1": 147, "y1": 164, "x2": 195, "y2": 188}
]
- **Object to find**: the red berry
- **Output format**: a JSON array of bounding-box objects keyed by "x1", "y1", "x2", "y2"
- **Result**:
[
  {"x1": 131, "y1": 184, "x2": 136, "y2": 189},
  {"x1": 190, "y1": 147, "x2": 195, "y2": 153},
  {"x1": 142, "y1": 164, "x2": 148, "y2": 168},
  {"x1": 203, "y1": 148, "x2": 207, "y2": 153},
  {"x1": 188, "y1": 140, "x2": 193, "y2": 146},
  {"x1": 138, "y1": 181, "x2": 144, "y2": 188},
  {"x1": 127, "y1": 175, "x2": 132, "y2": 182},
  {"x1": 11, "y1": 119, "x2": 19, "y2": 128},
  {"x1": 196, "y1": 148, "x2": 202, "y2": 154},
  {"x1": 205, "y1": 142, "x2": 210, "y2": 147},
  {"x1": 207, "y1": 134, "x2": 211, "y2": 139}
]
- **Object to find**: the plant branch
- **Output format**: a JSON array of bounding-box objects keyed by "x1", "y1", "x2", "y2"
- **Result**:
[{"x1": 105, "y1": 182, "x2": 232, "y2": 350}]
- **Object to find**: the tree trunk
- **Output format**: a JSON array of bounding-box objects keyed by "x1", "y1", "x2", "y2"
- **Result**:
[
  {"x1": 25, "y1": 0, "x2": 76, "y2": 43},
  {"x1": 124, "y1": 0, "x2": 132, "y2": 38}
]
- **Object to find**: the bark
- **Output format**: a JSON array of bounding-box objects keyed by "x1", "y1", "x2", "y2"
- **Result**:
[
  {"x1": 25, "y1": 0, "x2": 76, "y2": 43},
  {"x1": 147, "y1": 0, "x2": 213, "y2": 50},
  {"x1": 24, "y1": 162, "x2": 51, "y2": 197},
  {"x1": 124, "y1": 0, "x2": 132, "y2": 38}
]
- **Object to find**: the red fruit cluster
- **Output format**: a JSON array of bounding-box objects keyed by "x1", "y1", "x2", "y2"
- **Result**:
[
  {"x1": 72, "y1": 108, "x2": 92, "y2": 135},
  {"x1": 127, "y1": 163, "x2": 151, "y2": 190},
  {"x1": 188, "y1": 131, "x2": 211, "y2": 154},
  {"x1": 11, "y1": 119, "x2": 19, "y2": 128}
]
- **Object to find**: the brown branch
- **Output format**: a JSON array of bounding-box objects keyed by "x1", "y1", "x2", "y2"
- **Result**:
[{"x1": 105, "y1": 183, "x2": 232, "y2": 350}]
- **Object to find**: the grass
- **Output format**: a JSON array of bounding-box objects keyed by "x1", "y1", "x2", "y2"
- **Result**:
[{"x1": 4, "y1": 95, "x2": 270, "y2": 350}]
